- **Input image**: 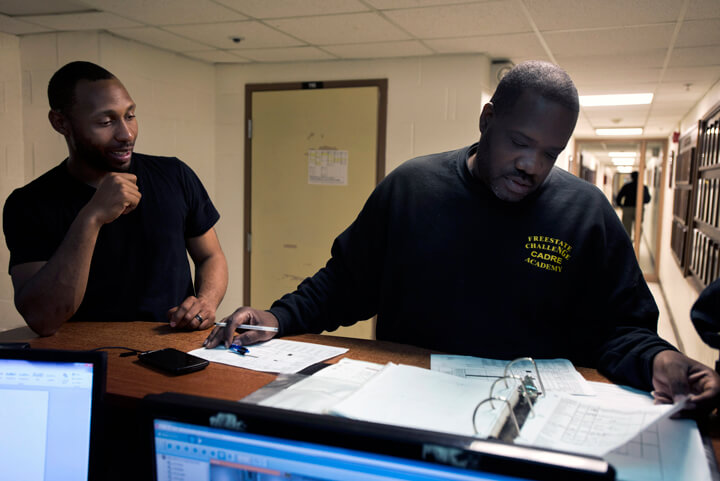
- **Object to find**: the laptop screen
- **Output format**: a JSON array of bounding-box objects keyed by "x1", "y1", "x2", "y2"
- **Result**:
[
  {"x1": 145, "y1": 392, "x2": 615, "y2": 481},
  {"x1": 0, "y1": 349, "x2": 106, "y2": 481}
]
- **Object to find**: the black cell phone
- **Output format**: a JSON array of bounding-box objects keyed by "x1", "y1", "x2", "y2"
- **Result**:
[{"x1": 138, "y1": 348, "x2": 209, "y2": 375}]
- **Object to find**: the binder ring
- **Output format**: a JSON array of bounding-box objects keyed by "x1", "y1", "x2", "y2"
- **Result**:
[
  {"x1": 489, "y1": 375, "x2": 536, "y2": 418},
  {"x1": 472, "y1": 397, "x2": 521, "y2": 436},
  {"x1": 503, "y1": 357, "x2": 546, "y2": 397}
]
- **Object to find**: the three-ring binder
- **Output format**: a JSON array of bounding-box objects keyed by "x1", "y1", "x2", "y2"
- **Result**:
[{"x1": 472, "y1": 357, "x2": 545, "y2": 442}]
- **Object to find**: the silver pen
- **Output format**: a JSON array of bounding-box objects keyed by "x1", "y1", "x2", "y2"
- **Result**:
[{"x1": 214, "y1": 321, "x2": 278, "y2": 333}]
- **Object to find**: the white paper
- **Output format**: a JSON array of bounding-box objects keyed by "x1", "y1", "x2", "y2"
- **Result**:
[
  {"x1": 329, "y1": 364, "x2": 517, "y2": 438},
  {"x1": 189, "y1": 340, "x2": 348, "y2": 374},
  {"x1": 589, "y1": 382, "x2": 711, "y2": 481},
  {"x1": 308, "y1": 149, "x2": 348, "y2": 185},
  {"x1": 517, "y1": 391, "x2": 683, "y2": 457},
  {"x1": 258, "y1": 359, "x2": 384, "y2": 413},
  {"x1": 431, "y1": 355, "x2": 595, "y2": 396}
]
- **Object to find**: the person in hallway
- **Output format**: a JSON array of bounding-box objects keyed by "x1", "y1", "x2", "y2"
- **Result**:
[
  {"x1": 206, "y1": 61, "x2": 719, "y2": 413},
  {"x1": 3, "y1": 61, "x2": 228, "y2": 336},
  {"x1": 615, "y1": 171, "x2": 651, "y2": 239}
]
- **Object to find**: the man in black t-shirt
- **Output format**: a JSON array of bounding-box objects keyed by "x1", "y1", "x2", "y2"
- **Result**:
[{"x1": 2, "y1": 61, "x2": 228, "y2": 336}]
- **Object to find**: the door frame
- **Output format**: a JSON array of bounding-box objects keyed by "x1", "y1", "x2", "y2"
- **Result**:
[
  {"x1": 243, "y1": 79, "x2": 388, "y2": 304},
  {"x1": 573, "y1": 137, "x2": 668, "y2": 282}
]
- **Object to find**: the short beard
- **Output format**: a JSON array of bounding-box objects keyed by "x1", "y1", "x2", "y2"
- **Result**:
[{"x1": 74, "y1": 140, "x2": 130, "y2": 173}]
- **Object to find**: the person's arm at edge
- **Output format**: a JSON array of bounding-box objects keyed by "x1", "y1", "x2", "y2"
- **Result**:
[
  {"x1": 10, "y1": 173, "x2": 141, "y2": 336},
  {"x1": 168, "y1": 227, "x2": 228, "y2": 330},
  {"x1": 12, "y1": 207, "x2": 108, "y2": 336}
]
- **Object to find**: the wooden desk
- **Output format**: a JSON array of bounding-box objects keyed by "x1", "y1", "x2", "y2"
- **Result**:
[
  {"x1": 2, "y1": 321, "x2": 717, "y2": 478},
  {"x1": 0, "y1": 321, "x2": 610, "y2": 403}
]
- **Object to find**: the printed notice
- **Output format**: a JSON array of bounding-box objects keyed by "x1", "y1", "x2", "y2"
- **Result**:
[{"x1": 308, "y1": 149, "x2": 348, "y2": 185}]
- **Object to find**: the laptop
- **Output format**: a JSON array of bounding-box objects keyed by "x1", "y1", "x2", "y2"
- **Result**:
[
  {"x1": 0, "y1": 348, "x2": 106, "y2": 481},
  {"x1": 143, "y1": 392, "x2": 615, "y2": 481}
]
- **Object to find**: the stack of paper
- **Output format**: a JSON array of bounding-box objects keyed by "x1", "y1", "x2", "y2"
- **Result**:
[{"x1": 328, "y1": 363, "x2": 518, "y2": 438}]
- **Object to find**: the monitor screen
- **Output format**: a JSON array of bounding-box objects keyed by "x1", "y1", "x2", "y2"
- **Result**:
[
  {"x1": 0, "y1": 349, "x2": 106, "y2": 481},
  {"x1": 154, "y1": 418, "x2": 529, "y2": 481},
  {"x1": 144, "y1": 393, "x2": 615, "y2": 481}
]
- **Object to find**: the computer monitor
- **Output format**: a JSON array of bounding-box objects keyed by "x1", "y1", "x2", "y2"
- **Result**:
[
  {"x1": 0, "y1": 348, "x2": 106, "y2": 481},
  {"x1": 143, "y1": 392, "x2": 615, "y2": 481}
]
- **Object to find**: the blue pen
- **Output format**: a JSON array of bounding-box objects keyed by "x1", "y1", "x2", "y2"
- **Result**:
[{"x1": 229, "y1": 344, "x2": 249, "y2": 355}]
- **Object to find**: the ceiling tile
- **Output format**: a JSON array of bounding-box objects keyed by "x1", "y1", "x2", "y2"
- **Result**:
[
  {"x1": 166, "y1": 21, "x2": 303, "y2": 49},
  {"x1": 663, "y1": 66, "x2": 720, "y2": 83},
  {"x1": 645, "y1": 115, "x2": 683, "y2": 127},
  {"x1": 544, "y1": 24, "x2": 674, "y2": 57},
  {"x1": 15, "y1": 11, "x2": 140, "y2": 30},
  {"x1": 0, "y1": 0, "x2": 89, "y2": 16},
  {"x1": 685, "y1": 0, "x2": 720, "y2": 21},
  {"x1": 583, "y1": 105, "x2": 650, "y2": 124},
  {"x1": 558, "y1": 51, "x2": 667, "y2": 71},
  {"x1": 267, "y1": 12, "x2": 410, "y2": 44},
  {"x1": 0, "y1": 13, "x2": 50, "y2": 34},
  {"x1": 524, "y1": 0, "x2": 681, "y2": 31},
  {"x1": 649, "y1": 101, "x2": 694, "y2": 116},
  {"x1": 108, "y1": 27, "x2": 211, "y2": 52},
  {"x1": 384, "y1": 1, "x2": 532, "y2": 38},
  {"x1": 425, "y1": 32, "x2": 545, "y2": 58},
  {"x1": 669, "y1": 46, "x2": 720, "y2": 68},
  {"x1": 652, "y1": 89, "x2": 704, "y2": 104},
  {"x1": 573, "y1": 116, "x2": 594, "y2": 136},
  {"x1": 366, "y1": 0, "x2": 490, "y2": 8},
  {"x1": 182, "y1": 50, "x2": 250, "y2": 63},
  {"x1": 81, "y1": 0, "x2": 246, "y2": 25},
  {"x1": 656, "y1": 81, "x2": 713, "y2": 96},
  {"x1": 324, "y1": 40, "x2": 432, "y2": 58},
  {"x1": 574, "y1": 83, "x2": 658, "y2": 97},
  {"x1": 567, "y1": 67, "x2": 662, "y2": 87},
  {"x1": 675, "y1": 19, "x2": 720, "y2": 48},
  {"x1": 232, "y1": 46, "x2": 334, "y2": 62},
  {"x1": 214, "y1": 0, "x2": 368, "y2": 18}
]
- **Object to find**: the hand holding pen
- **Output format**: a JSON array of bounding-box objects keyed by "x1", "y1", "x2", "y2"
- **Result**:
[{"x1": 203, "y1": 307, "x2": 279, "y2": 349}]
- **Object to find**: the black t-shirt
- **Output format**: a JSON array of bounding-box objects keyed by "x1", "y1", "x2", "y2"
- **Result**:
[{"x1": 3, "y1": 153, "x2": 219, "y2": 322}]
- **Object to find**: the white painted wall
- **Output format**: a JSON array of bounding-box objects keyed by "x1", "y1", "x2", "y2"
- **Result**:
[
  {"x1": 0, "y1": 33, "x2": 25, "y2": 331},
  {"x1": 214, "y1": 55, "x2": 493, "y2": 310},
  {"x1": 657, "y1": 79, "x2": 720, "y2": 367},
  {"x1": 1, "y1": 31, "x2": 215, "y2": 331}
]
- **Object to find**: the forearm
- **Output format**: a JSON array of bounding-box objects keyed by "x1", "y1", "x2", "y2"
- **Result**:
[
  {"x1": 194, "y1": 252, "x2": 228, "y2": 310},
  {"x1": 14, "y1": 208, "x2": 102, "y2": 336}
]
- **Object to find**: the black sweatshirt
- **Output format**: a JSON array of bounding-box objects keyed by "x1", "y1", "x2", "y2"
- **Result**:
[{"x1": 270, "y1": 144, "x2": 675, "y2": 390}]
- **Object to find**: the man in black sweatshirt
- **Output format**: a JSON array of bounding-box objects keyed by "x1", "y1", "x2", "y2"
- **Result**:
[{"x1": 206, "y1": 60, "x2": 719, "y2": 413}]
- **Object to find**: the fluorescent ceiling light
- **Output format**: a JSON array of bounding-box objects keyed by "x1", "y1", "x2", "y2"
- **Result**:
[
  {"x1": 595, "y1": 128, "x2": 643, "y2": 136},
  {"x1": 608, "y1": 152, "x2": 637, "y2": 158},
  {"x1": 611, "y1": 159, "x2": 636, "y2": 166},
  {"x1": 616, "y1": 166, "x2": 634, "y2": 173},
  {"x1": 580, "y1": 93, "x2": 653, "y2": 107}
]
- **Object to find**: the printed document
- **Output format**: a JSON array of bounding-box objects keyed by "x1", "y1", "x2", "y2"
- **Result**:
[
  {"x1": 517, "y1": 391, "x2": 686, "y2": 457},
  {"x1": 432, "y1": 355, "x2": 595, "y2": 396},
  {"x1": 189, "y1": 340, "x2": 348, "y2": 374},
  {"x1": 590, "y1": 382, "x2": 711, "y2": 481},
  {"x1": 258, "y1": 358, "x2": 384, "y2": 413}
]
